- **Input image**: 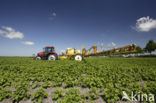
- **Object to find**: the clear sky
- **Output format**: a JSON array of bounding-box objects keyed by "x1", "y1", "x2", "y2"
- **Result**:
[{"x1": 0, "y1": 0, "x2": 156, "y2": 56}]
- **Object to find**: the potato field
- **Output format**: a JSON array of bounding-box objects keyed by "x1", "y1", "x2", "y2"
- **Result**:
[{"x1": 0, "y1": 57, "x2": 156, "y2": 103}]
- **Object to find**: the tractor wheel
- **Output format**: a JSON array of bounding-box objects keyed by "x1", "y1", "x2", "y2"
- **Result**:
[
  {"x1": 48, "y1": 54, "x2": 57, "y2": 60},
  {"x1": 36, "y1": 56, "x2": 41, "y2": 60},
  {"x1": 74, "y1": 54, "x2": 83, "y2": 61}
]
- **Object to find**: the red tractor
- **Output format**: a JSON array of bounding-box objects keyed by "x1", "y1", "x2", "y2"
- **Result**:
[{"x1": 35, "y1": 46, "x2": 58, "y2": 60}]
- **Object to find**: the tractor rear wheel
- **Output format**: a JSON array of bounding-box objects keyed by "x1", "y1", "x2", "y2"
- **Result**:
[
  {"x1": 48, "y1": 54, "x2": 57, "y2": 60},
  {"x1": 74, "y1": 54, "x2": 83, "y2": 61}
]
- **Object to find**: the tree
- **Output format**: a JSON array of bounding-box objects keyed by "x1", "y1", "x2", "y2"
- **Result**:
[
  {"x1": 144, "y1": 40, "x2": 156, "y2": 54},
  {"x1": 136, "y1": 46, "x2": 143, "y2": 54}
]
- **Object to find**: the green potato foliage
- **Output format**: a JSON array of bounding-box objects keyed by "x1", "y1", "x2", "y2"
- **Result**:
[
  {"x1": 0, "y1": 87, "x2": 11, "y2": 101},
  {"x1": 86, "y1": 87, "x2": 101, "y2": 100},
  {"x1": 52, "y1": 87, "x2": 65, "y2": 100},
  {"x1": 32, "y1": 88, "x2": 47, "y2": 103},
  {"x1": 0, "y1": 57, "x2": 155, "y2": 102}
]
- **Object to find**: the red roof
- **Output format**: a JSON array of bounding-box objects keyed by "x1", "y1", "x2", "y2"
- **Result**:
[{"x1": 45, "y1": 46, "x2": 54, "y2": 48}]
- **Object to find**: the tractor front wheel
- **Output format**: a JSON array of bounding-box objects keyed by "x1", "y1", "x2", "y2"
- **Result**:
[
  {"x1": 36, "y1": 56, "x2": 41, "y2": 60},
  {"x1": 48, "y1": 54, "x2": 57, "y2": 60},
  {"x1": 74, "y1": 54, "x2": 83, "y2": 61}
]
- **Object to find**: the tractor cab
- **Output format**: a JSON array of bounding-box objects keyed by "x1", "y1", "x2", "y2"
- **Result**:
[{"x1": 43, "y1": 46, "x2": 55, "y2": 53}]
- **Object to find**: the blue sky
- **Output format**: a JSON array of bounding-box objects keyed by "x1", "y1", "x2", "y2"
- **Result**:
[{"x1": 0, "y1": 0, "x2": 156, "y2": 56}]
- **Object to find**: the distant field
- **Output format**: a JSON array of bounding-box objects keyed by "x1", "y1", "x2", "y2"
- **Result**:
[{"x1": 0, "y1": 57, "x2": 156, "y2": 103}]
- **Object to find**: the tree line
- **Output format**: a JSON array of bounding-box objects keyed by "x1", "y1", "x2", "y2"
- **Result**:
[{"x1": 136, "y1": 40, "x2": 156, "y2": 54}]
